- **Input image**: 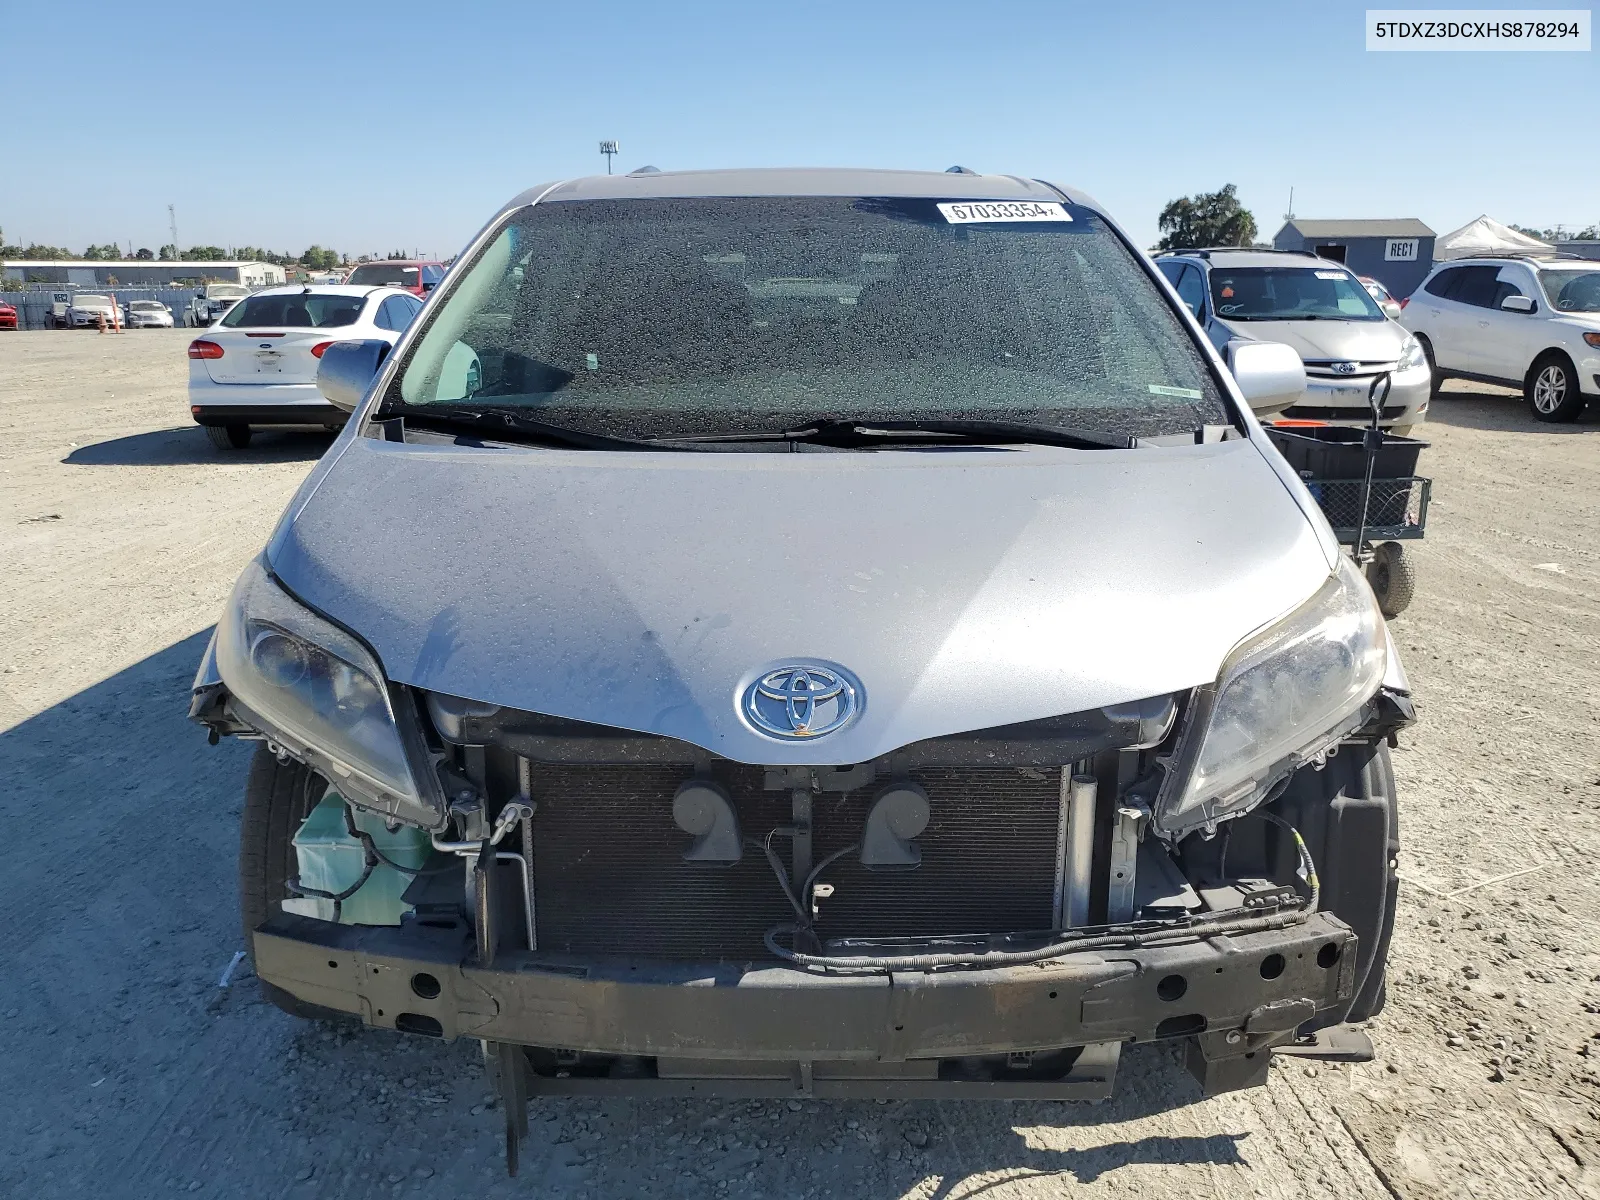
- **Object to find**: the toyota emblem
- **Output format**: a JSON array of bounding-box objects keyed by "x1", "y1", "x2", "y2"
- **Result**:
[
  {"x1": 741, "y1": 664, "x2": 862, "y2": 739},
  {"x1": 1331, "y1": 361, "x2": 1358, "y2": 375}
]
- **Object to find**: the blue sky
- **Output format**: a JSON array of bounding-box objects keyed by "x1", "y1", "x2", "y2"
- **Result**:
[{"x1": 4, "y1": 0, "x2": 1595, "y2": 256}]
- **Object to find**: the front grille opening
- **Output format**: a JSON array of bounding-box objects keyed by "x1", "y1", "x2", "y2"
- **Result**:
[{"x1": 527, "y1": 764, "x2": 1062, "y2": 960}]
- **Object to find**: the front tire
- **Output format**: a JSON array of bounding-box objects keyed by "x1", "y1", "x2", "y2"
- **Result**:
[
  {"x1": 1525, "y1": 352, "x2": 1586, "y2": 422},
  {"x1": 1416, "y1": 335, "x2": 1442, "y2": 399},
  {"x1": 204, "y1": 423, "x2": 252, "y2": 450},
  {"x1": 239, "y1": 747, "x2": 348, "y2": 1022}
]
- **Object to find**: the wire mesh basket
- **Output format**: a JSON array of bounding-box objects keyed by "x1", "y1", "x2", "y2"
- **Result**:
[{"x1": 1304, "y1": 476, "x2": 1431, "y2": 541}]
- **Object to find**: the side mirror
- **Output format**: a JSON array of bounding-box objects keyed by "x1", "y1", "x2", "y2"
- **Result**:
[
  {"x1": 1380, "y1": 299, "x2": 1402, "y2": 320},
  {"x1": 1226, "y1": 340, "x2": 1306, "y2": 418},
  {"x1": 1500, "y1": 294, "x2": 1535, "y2": 313},
  {"x1": 317, "y1": 339, "x2": 391, "y2": 412}
]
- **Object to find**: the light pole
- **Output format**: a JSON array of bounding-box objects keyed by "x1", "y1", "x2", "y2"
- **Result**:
[{"x1": 599, "y1": 140, "x2": 619, "y2": 175}]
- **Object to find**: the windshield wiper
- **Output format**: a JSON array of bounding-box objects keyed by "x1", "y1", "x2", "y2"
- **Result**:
[
  {"x1": 384, "y1": 404, "x2": 661, "y2": 451},
  {"x1": 1221, "y1": 313, "x2": 1326, "y2": 321},
  {"x1": 662, "y1": 417, "x2": 1134, "y2": 451}
]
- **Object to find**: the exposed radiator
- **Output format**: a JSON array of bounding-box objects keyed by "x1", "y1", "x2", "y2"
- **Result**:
[{"x1": 527, "y1": 764, "x2": 1062, "y2": 959}]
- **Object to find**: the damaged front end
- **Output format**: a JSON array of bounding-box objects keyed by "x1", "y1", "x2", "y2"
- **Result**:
[{"x1": 193, "y1": 553, "x2": 1412, "y2": 1172}]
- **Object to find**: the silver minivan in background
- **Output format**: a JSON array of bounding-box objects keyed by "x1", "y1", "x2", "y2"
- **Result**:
[
  {"x1": 1156, "y1": 248, "x2": 1432, "y2": 433},
  {"x1": 191, "y1": 168, "x2": 1413, "y2": 1171}
]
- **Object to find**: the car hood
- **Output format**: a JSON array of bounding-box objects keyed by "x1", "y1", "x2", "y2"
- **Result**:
[
  {"x1": 1218, "y1": 318, "x2": 1406, "y2": 362},
  {"x1": 267, "y1": 435, "x2": 1334, "y2": 765}
]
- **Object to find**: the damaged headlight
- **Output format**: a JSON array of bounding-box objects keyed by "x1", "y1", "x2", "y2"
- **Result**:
[
  {"x1": 1153, "y1": 556, "x2": 1386, "y2": 838},
  {"x1": 215, "y1": 558, "x2": 431, "y2": 820}
]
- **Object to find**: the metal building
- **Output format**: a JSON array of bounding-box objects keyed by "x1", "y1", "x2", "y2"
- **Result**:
[
  {"x1": 1, "y1": 260, "x2": 287, "y2": 287},
  {"x1": 1271, "y1": 219, "x2": 1436, "y2": 299}
]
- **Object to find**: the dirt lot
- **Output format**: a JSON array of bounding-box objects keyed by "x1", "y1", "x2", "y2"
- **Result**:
[{"x1": 1, "y1": 329, "x2": 1597, "y2": 1199}]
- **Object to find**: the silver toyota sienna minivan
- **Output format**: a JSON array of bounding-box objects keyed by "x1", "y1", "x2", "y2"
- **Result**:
[{"x1": 191, "y1": 168, "x2": 1413, "y2": 1171}]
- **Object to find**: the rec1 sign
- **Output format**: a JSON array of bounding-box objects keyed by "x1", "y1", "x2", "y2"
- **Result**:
[{"x1": 1385, "y1": 238, "x2": 1420, "y2": 261}]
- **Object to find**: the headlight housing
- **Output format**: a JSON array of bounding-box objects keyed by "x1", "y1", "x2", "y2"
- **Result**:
[
  {"x1": 215, "y1": 558, "x2": 440, "y2": 827},
  {"x1": 1153, "y1": 556, "x2": 1386, "y2": 838},
  {"x1": 1398, "y1": 334, "x2": 1428, "y2": 373}
]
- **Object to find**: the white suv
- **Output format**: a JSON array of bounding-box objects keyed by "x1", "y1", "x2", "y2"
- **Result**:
[{"x1": 1401, "y1": 256, "x2": 1600, "y2": 422}]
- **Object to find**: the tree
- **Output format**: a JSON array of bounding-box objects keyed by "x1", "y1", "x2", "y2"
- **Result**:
[
  {"x1": 1156, "y1": 184, "x2": 1257, "y2": 251},
  {"x1": 1513, "y1": 223, "x2": 1600, "y2": 242},
  {"x1": 182, "y1": 245, "x2": 228, "y2": 261},
  {"x1": 158, "y1": 243, "x2": 177, "y2": 260},
  {"x1": 81, "y1": 243, "x2": 122, "y2": 260},
  {"x1": 299, "y1": 245, "x2": 341, "y2": 270},
  {"x1": 135, "y1": 247, "x2": 154, "y2": 260}
]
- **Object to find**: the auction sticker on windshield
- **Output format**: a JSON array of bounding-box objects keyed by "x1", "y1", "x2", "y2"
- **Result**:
[{"x1": 937, "y1": 201, "x2": 1072, "y2": 223}]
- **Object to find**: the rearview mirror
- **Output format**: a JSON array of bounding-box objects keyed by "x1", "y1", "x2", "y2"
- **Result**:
[
  {"x1": 1225, "y1": 340, "x2": 1306, "y2": 418},
  {"x1": 317, "y1": 339, "x2": 392, "y2": 412},
  {"x1": 1500, "y1": 294, "x2": 1535, "y2": 313}
]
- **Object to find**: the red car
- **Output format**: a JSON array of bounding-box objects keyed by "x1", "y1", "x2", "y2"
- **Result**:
[
  {"x1": 343, "y1": 260, "x2": 446, "y2": 297},
  {"x1": 0, "y1": 301, "x2": 17, "y2": 330}
]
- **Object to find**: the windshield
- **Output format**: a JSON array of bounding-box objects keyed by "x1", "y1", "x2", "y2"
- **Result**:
[
  {"x1": 129, "y1": 301, "x2": 164, "y2": 311},
  {"x1": 389, "y1": 197, "x2": 1226, "y2": 439},
  {"x1": 74, "y1": 295, "x2": 111, "y2": 305},
  {"x1": 220, "y1": 293, "x2": 365, "y2": 328},
  {"x1": 348, "y1": 263, "x2": 422, "y2": 286},
  {"x1": 1209, "y1": 266, "x2": 1386, "y2": 322},
  {"x1": 207, "y1": 285, "x2": 248, "y2": 299},
  {"x1": 1545, "y1": 269, "x2": 1600, "y2": 313}
]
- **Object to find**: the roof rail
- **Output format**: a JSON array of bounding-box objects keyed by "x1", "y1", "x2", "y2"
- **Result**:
[{"x1": 1154, "y1": 247, "x2": 1314, "y2": 260}]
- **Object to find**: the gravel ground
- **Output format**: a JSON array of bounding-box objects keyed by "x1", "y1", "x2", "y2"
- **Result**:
[{"x1": 1, "y1": 329, "x2": 1597, "y2": 1199}]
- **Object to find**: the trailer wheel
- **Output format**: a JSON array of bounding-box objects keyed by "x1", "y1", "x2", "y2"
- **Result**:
[
  {"x1": 239, "y1": 747, "x2": 351, "y2": 1022},
  {"x1": 1366, "y1": 541, "x2": 1415, "y2": 618}
]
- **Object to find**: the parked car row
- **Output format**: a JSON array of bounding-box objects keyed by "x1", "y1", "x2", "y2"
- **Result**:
[{"x1": 1154, "y1": 246, "x2": 1600, "y2": 427}]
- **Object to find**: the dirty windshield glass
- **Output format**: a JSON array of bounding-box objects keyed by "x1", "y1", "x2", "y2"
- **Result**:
[
  {"x1": 220, "y1": 294, "x2": 364, "y2": 328},
  {"x1": 390, "y1": 196, "x2": 1227, "y2": 439},
  {"x1": 1545, "y1": 269, "x2": 1600, "y2": 313},
  {"x1": 1209, "y1": 266, "x2": 1385, "y2": 321}
]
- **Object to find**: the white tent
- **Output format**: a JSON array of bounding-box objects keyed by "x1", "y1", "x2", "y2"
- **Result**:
[{"x1": 1434, "y1": 216, "x2": 1553, "y2": 260}]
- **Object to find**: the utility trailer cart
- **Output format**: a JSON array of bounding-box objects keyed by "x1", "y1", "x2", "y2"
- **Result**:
[{"x1": 1267, "y1": 378, "x2": 1431, "y2": 618}]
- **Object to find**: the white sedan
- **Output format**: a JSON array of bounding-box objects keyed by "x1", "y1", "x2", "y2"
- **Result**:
[
  {"x1": 187, "y1": 285, "x2": 423, "y2": 451},
  {"x1": 127, "y1": 300, "x2": 175, "y2": 328}
]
